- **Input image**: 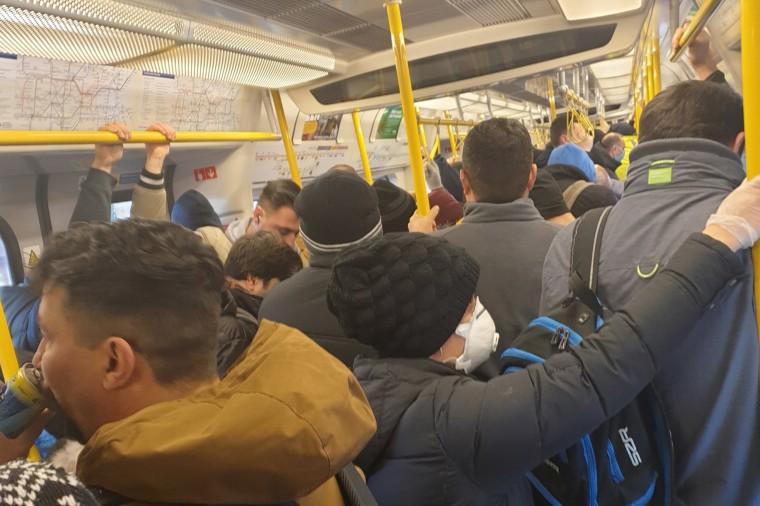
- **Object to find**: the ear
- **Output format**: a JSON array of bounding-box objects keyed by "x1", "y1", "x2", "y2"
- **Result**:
[
  {"x1": 731, "y1": 132, "x2": 745, "y2": 154},
  {"x1": 101, "y1": 337, "x2": 137, "y2": 391},
  {"x1": 460, "y1": 169, "x2": 473, "y2": 202},
  {"x1": 524, "y1": 164, "x2": 538, "y2": 195},
  {"x1": 252, "y1": 205, "x2": 265, "y2": 226},
  {"x1": 559, "y1": 133, "x2": 568, "y2": 146}
]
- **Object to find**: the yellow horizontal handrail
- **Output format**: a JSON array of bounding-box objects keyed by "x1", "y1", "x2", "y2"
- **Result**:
[
  {"x1": 0, "y1": 131, "x2": 281, "y2": 146},
  {"x1": 417, "y1": 117, "x2": 478, "y2": 128},
  {"x1": 670, "y1": 0, "x2": 723, "y2": 62}
]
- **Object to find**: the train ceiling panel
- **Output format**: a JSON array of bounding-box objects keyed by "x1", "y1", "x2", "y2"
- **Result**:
[{"x1": 445, "y1": 0, "x2": 531, "y2": 26}]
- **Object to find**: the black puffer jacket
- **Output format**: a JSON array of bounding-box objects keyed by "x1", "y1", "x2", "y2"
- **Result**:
[
  {"x1": 545, "y1": 163, "x2": 618, "y2": 217},
  {"x1": 216, "y1": 289, "x2": 260, "y2": 376},
  {"x1": 353, "y1": 234, "x2": 745, "y2": 506}
]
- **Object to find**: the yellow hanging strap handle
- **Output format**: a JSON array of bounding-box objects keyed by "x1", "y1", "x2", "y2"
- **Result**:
[
  {"x1": 742, "y1": 0, "x2": 760, "y2": 344},
  {"x1": 0, "y1": 302, "x2": 41, "y2": 461}
]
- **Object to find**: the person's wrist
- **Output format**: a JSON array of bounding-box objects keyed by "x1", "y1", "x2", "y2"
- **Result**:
[{"x1": 703, "y1": 223, "x2": 742, "y2": 253}]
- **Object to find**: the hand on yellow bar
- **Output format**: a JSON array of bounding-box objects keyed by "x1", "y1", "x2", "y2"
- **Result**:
[
  {"x1": 92, "y1": 122, "x2": 131, "y2": 173},
  {"x1": 0, "y1": 408, "x2": 53, "y2": 465},
  {"x1": 408, "y1": 205, "x2": 439, "y2": 234},
  {"x1": 672, "y1": 24, "x2": 719, "y2": 81},
  {"x1": 145, "y1": 122, "x2": 176, "y2": 173}
]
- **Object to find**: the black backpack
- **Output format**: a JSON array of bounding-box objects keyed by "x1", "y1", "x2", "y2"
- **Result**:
[{"x1": 501, "y1": 207, "x2": 674, "y2": 506}]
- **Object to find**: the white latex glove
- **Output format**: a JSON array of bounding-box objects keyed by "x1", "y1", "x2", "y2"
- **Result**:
[
  {"x1": 424, "y1": 160, "x2": 443, "y2": 190},
  {"x1": 706, "y1": 178, "x2": 760, "y2": 250}
]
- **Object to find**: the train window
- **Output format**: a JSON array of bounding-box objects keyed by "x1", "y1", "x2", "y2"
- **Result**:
[
  {"x1": 0, "y1": 241, "x2": 12, "y2": 286},
  {"x1": 0, "y1": 217, "x2": 24, "y2": 287},
  {"x1": 111, "y1": 190, "x2": 133, "y2": 221},
  {"x1": 312, "y1": 25, "x2": 617, "y2": 105}
]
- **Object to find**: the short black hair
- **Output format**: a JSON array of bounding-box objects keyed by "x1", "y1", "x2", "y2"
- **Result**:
[
  {"x1": 639, "y1": 80, "x2": 744, "y2": 146},
  {"x1": 550, "y1": 114, "x2": 568, "y2": 147},
  {"x1": 224, "y1": 231, "x2": 302, "y2": 283},
  {"x1": 461, "y1": 118, "x2": 533, "y2": 203},
  {"x1": 32, "y1": 219, "x2": 223, "y2": 384},
  {"x1": 258, "y1": 180, "x2": 301, "y2": 212}
]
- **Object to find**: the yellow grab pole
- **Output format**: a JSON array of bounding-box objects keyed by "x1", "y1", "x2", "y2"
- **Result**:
[
  {"x1": 0, "y1": 131, "x2": 281, "y2": 145},
  {"x1": 646, "y1": 42, "x2": 656, "y2": 101},
  {"x1": 352, "y1": 111, "x2": 373, "y2": 184},
  {"x1": 444, "y1": 111, "x2": 458, "y2": 160},
  {"x1": 547, "y1": 77, "x2": 557, "y2": 121},
  {"x1": 642, "y1": 60, "x2": 651, "y2": 104},
  {"x1": 0, "y1": 303, "x2": 41, "y2": 461},
  {"x1": 416, "y1": 108, "x2": 429, "y2": 159},
  {"x1": 270, "y1": 90, "x2": 302, "y2": 187},
  {"x1": 430, "y1": 134, "x2": 440, "y2": 158},
  {"x1": 670, "y1": 0, "x2": 721, "y2": 62},
  {"x1": 742, "y1": 0, "x2": 760, "y2": 339},
  {"x1": 651, "y1": 35, "x2": 662, "y2": 95},
  {"x1": 386, "y1": 0, "x2": 429, "y2": 215}
]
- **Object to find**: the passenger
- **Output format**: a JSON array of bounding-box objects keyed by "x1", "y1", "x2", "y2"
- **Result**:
[
  {"x1": 327, "y1": 164, "x2": 361, "y2": 176},
  {"x1": 217, "y1": 231, "x2": 302, "y2": 376},
  {"x1": 534, "y1": 113, "x2": 593, "y2": 168},
  {"x1": 542, "y1": 80, "x2": 756, "y2": 505},
  {"x1": 258, "y1": 171, "x2": 379, "y2": 367},
  {"x1": 225, "y1": 179, "x2": 301, "y2": 249},
  {"x1": 2, "y1": 219, "x2": 375, "y2": 505},
  {"x1": 672, "y1": 24, "x2": 730, "y2": 85},
  {"x1": 434, "y1": 154, "x2": 465, "y2": 202},
  {"x1": 590, "y1": 133, "x2": 625, "y2": 179},
  {"x1": 171, "y1": 189, "x2": 231, "y2": 262},
  {"x1": 527, "y1": 170, "x2": 575, "y2": 226},
  {"x1": 429, "y1": 118, "x2": 558, "y2": 376},
  {"x1": 326, "y1": 175, "x2": 760, "y2": 505},
  {"x1": 372, "y1": 179, "x2": 417, "y2": 233},
  {"x1": 545, "y1": 143, "x2": 619, "y2": 217},
  {"x1": 423, "y1": 160, "x2": 463, "y2": 228},
  {"x1": 0, "y1": 121, "x2": 174, "y2": 354}
]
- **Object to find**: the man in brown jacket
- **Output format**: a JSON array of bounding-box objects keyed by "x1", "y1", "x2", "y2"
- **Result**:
[{"x1": 0, "y1": 219, "x2": 375, "y2": 505}]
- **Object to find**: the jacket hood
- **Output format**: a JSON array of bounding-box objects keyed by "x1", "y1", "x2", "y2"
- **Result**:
[
  {"x1": 626, "y1": 138, "x2": 743, "y2": 196},
  {"x1": 77, "y1": 320, "x2": 376, "y2": 505},
  {"x1": 352, "y1": 358, "x2": 462, "y2": 471},
  {"x1": 194, "y1": 226, "x2": 231, "y2": 263},
  {"x1": 224, "y1": 216, "x2": 251, "y2": 243},
  {"x1": 171, "y1": 190, "x2": 223, "y2": 230}
]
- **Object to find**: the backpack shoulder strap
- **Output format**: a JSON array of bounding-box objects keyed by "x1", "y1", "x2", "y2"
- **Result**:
[
  {"x1": 235, "y1": 307, "x2": 259, "y2": 327},
  {"x1": 568, "y1": 206, "x2": 613, "y2": 314},
  {"x1": 336, "y1": 464, "x2": 379, "y2": 506},
  {"x1": 563, "y1": 180, "x2": 592, "y2": 210}
]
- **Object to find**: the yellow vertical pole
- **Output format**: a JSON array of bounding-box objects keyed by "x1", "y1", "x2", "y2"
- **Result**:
[
  {"x1": 0, "y1": 303, "x2": 41, "y2": 461},
  {"x1": 444, "y1": 111, "x2": 458, "y2": 160},
  {"x1": 270, "y1": 90, "x2": 302, "y2": 187},
  {"x1": 416, "y1": 108, "x2": 429, "y2": 159},
  {"x1": 742, "y1": 0, "x2": 760, "y2": 337},
  {"x1": 646, "y1": 41, "x2": 656, "y2": 101},
  {"x1": 385, "y1": 0, "x2": 430, "y2": 215},
  {"x1": 547, "y1": 77, "x2": 557, "y2": 121},
  {"x1": 430, "y1": 134, "x2": 440, "y2": 158},
  {"x1": 651, "y1": 36, "x2": 662, "y2": 96},
  {"x1": 642, "y1": 58, "x2": 651, "y2": 104},
  {"x1": 352, "y1": 110, "x2": 373, "y2": 184}
]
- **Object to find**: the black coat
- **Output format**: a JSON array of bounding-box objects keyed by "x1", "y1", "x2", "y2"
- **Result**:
[
  {"x1": 545, "y1": 164, "x2": 618, "y2": 217},
  {"x1": 589, "y1": 142, "x2": 621, "y2": 178},
  {"x1": 353, "y1": 234, "x2": 744, "y2": 506},
  {"x1": 258, "y1": 252, "x2": 377, "y2": 368},
  {"x1": 216, "y1": 289, "x2": 260, "y2": 376}
]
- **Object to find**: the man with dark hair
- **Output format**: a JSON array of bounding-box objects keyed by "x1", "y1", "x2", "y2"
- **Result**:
[
  {"x1": 217, "y1": 231, "x2": 303, "y2": 375},
  {"x1": 259, "y1": 171, "x2": 380, "y2": 367},
  {"x1": 542, "y1": 79, "x2": 757, "y2": 505},
  {"x1": 432, "y1": 118, "x2": 558, "y2": 375},
  {"x1": 226, "y1": 179, "x2": 301, "y2": 249},
  {"x1": 6, "y1": 219, "x2": 374, "y2": 504},
  {"x1": 535, "y1": 113, "x2": 594, "y2": 168}
]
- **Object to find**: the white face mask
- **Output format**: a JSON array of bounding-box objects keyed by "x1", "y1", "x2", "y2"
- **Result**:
[{"x1": 453, "y1": 298, "x2": 500, "y2": 374}]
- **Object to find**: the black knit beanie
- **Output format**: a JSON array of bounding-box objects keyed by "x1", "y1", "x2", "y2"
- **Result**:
[
  {"x1": 372, "y1": 179, "x2": 417, "y2": 233},
  {"x1": 0, "y1": 460, "x2": 98, "y2": 505},
  {"x1": 295, "y1": 171, "x2": 382, "y2": 254},
  {"x1": 327, "y1": 232, "x2": 480, "y2": 358}
]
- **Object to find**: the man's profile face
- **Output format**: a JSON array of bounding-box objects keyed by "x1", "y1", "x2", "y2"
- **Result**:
[
  {"x1": 34, "y1": 285, "x2": 104, "y2": 440},
  {"x1": 255, "y1": 206, "x2": 300, "y2": 249}
]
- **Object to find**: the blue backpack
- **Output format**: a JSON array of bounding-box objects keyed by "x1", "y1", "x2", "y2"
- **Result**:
[{"x1": 501, "y1": 207, "x2": 674, "y2": 506}]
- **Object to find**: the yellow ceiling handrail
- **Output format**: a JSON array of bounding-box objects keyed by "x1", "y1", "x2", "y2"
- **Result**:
[
  {"x1": 417, "y1": 116, "x2": 478, "y2": 128},
  {"x1": 670, "y1": 0, "x2": 723, "y2": 62},
  {"x1": 0, "y1": 131, "x2": 281, "y2": 146}
]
